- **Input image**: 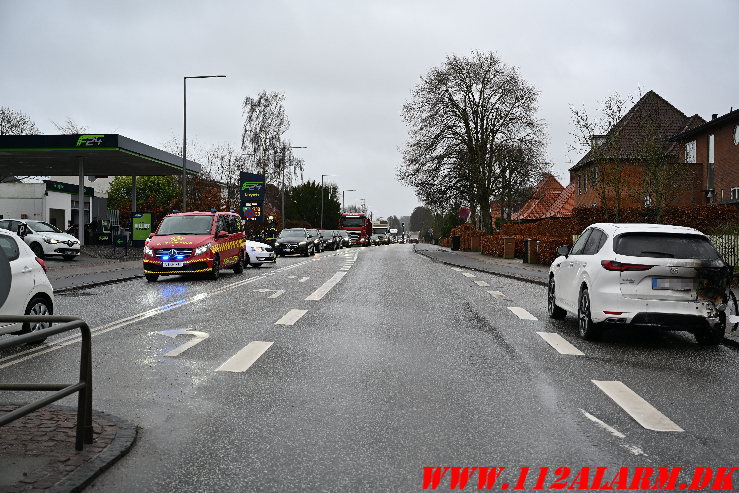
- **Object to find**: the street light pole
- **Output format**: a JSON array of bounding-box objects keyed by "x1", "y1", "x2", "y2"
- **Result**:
[
  {"x1": 183, "y1": 74, "x2": 225, "y2": 212},
  {"x1": 342, "y1": 189, "x2": 356, "y2": 213}
]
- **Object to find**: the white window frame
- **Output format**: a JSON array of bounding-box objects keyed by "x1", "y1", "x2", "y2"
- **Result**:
[
  {"x1": 731, "y1": 187, "x2": 739, "y2": 201},
  {"x1": 685, "y1": 140, "x2": 696, "y2": 163}
]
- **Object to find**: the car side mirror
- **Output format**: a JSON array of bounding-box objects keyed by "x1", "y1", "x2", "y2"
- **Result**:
[
  {"x1": 217, "y1": 230, "x2": 228, "y2": 239},
  {"x1": 556, "y1": 245, "x2": 570, "y2": 257}
]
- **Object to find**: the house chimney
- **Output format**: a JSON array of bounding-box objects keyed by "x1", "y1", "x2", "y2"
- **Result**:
[{"x1": 712, "y1": 113, "x2": 718, "y2": 120}]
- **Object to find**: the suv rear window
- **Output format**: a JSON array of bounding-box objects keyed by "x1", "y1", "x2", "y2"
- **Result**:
[{"x1": 614, "y1": 233, "x2": 720, "y2": 260}]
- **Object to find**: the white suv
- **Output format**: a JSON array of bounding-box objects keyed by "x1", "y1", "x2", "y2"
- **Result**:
[
  {"x1": 0, "y1": 228, "x2": 54, "y2": 342},
  {"x1": 547, "y1": 223, "x2": 733, "y2": 345},
  {"x1": 0, "y1": 219, "x2": 80, "y2": 260}
]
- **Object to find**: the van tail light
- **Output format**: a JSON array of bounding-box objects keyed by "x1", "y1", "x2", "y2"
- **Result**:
[
  {"x1": 601, "y1": 260, "x2": 653, "y2": 272},
  {"x1": 35, "y1": 257, "x2": 47, "y2": 273}
]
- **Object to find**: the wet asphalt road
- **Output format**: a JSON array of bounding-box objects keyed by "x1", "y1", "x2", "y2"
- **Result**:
[{"x1": 2, "y1": 244, "x2": 739, "y2": 491}]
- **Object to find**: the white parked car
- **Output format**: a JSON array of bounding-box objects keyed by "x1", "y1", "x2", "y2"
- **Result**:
[
  {"x1": 0, "y1": 228, "x2": 54, "y2": 343},
  {"x1": 0, "y1": 219, "x2": 80, "y2": 260},
  {"x1": 547, "y1": 223, "x2": 733, "y2": 345},
  {"x1": 245, "y1": 240, "x2": 277, "y2": 267}
]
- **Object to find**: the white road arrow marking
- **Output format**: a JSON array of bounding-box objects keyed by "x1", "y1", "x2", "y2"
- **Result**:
[
  {"x1": 254, "y1": 288, "x2": 285, "y2": 298},
  {"x1": 537, "y1": 332, "x2": 584, "y2": 355},
  {"x1": 507, "y1": 306, "x2": 538, "y2": 320},
  {"x1": 159, "y1": 329, "x2": 210, "y2": 357},
  {"x1": 216, "y1": 341, "x2": 273, "y2": 372},
  {"x1": 592, "y1": 380, "x2": 684, "y2": 432}
]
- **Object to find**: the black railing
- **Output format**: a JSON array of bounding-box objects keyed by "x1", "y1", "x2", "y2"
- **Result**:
[{"x1": 0, "y1": 315, "x2": 93, "y2": 450}]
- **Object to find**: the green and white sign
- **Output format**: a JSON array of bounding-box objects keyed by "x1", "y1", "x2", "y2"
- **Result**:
[{"x1": 132, "y1": 212, "x2": 152, "y2": 246}]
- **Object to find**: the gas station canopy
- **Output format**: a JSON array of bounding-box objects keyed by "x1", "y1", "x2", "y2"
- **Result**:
[{"x1": 0, "y1": 134, "x2": 200, "y2": 176}]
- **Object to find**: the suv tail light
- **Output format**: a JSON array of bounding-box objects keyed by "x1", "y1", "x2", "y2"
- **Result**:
[
  {"x1": 35, "y1": 257, "x2": 47, "y2": 273},
  {"x1": 601, "y1": 260, "x2": 653, "y2": 272}
]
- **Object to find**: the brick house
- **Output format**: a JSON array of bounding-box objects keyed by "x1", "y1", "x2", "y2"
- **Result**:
[
  {"x1": 510, "y1": 174, "x2": 575, "y2": 220},
  {"x1": 670, "y1": 108, "x2": 739, "y2": 204},
  {"x1": 569, "y1": 90, "x2": 705, "y2": 209}
]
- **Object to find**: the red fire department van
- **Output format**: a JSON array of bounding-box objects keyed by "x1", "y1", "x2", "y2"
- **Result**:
[{"x1": 143, "y1": 211, "x2": 246, "y2": 282}]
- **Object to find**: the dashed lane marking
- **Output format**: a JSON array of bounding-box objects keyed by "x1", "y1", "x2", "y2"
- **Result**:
[
  {"x1": 592, "y1": 380, "x2": 684, "y2": 432},
  {"x1": 579, "y1": 409, "x2": 648, "y2": 456},
  {"x1": 487, "y1": 290, "x2": 508, "y2": 300},
  {"x1": 298, "y1": 277, "x2": 309, "y2": 282},
  {"x1": 473, "y1": 280, "x2": 490, "y2": 287},
  {"x1": 507, "y1": 306, "x2": 538, "y2": 320},
  {"x1": 536, "y1": 332, "x2": 584, "y2": 356},
  {"x1": 451, "y1": 267, "x2": 463, "y2": 272},
  {"x1": 305, "y1": 272, "x2": 347, "y2": 301},
  {"x1": 462, "y1": 272, "x2": 476, "y2": 278},
  {"x1": 216, "y1": 341, "x2": 273, "y2": 372},
  {"x1": 275, "y1": 309, "x2": 308, "y2": 325}
]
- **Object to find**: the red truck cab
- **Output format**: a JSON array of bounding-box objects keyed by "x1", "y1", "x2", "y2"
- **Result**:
[
  {"x1": 340, "y1": 213, "x2": 372, "y2": 246},
  {"x1": 143, "y1": 211, "x2": 245, "y2": 282}
]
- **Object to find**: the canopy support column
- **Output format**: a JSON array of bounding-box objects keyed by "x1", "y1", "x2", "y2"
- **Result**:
[
  {"x1": 131, "y1": 175, "x2": 137, "y2": 213},
  {"x1": 78, "y1": 157, "x2": 84, "y2": 246}
]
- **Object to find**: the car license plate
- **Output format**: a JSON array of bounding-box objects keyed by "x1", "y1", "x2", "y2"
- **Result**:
[
  {"x1": 284, "y1": 248, "x2": 292, "y2": 252},
  {"x1": 652, "y1": 278, "x2": 692, "y2": 290},
  {"x1": 163, "y1": 262, "x2": 183, "y2": 268}
]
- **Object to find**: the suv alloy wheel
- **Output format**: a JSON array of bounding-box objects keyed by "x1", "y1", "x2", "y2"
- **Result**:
[{"x1": 578, "y1": 287, "x2": 601, "y2": 340}]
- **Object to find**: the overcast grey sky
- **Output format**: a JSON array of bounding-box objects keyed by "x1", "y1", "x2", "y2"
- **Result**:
[{"x1": 2, "y1": 0, "x2": 737, "y2": 219}]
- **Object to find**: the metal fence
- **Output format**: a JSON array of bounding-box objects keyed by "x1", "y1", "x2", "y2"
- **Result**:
[{"x1": 710, "y1": 235, "x2": 739, "y2": 267}]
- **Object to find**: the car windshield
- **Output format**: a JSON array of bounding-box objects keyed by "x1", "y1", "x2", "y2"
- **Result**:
[
  {"x1": 156, "y1": 216, "x2": 213, "y2": 235},
  {"x1": 614, "y1": 233, "x2": 721, "y2": 260},
  {"x1": 278, "y1": 230, "x2": 306, "y2": 239},
  {"x1": 341, "y1": 216, "x2": 365, "y2": 227},
  {"x1": 28, "y1": 221, "x2": 60, "y2": 233}
]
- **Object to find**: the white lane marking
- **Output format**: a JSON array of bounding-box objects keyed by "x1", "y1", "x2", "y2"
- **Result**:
[
  {"x1": 275, "y1": 309, "x2": 308, "y2": 325},
  {"x1": 579, "y1": 409, "x2": 648, "y2": 456},
  {"x1": 288, "y1": 275, "x2": 297, "y2": 279},
  {"x1": 487, "y1": 290, "x2": 507, "y2": 300},
  {"x1": 579, "y1": 409, "x2": 625, "y2": 438},
  {"x1": 216, "y1": 341, "x2": 273, "y2": 372},
  {"x1": 473, "y1": 280, "x2": 490, "y2": 287},
  {"x1": 158, "y1": 329, "x2": 210, "y2": 357},
  {"x1": 507, "y1": 306, "x2": 538, "y2": 320},
  {"x1": 451, "y1": 267, "x2": 463, "y2": 271},
  {"x1": 537, "y1": 332, "x2": 584, "y2": 356},
  {"x1": 305, "y1": 272, "x2": 347, "y2": 301},
  {"x1": 462, "y1": 272, "x2": 476, "y2": 278},
  {"x1": 592, "y1": 381, "x2": 684, "y2": 432},
  {"x1": 298, "y1": 277, "x2": 309, "y2": 283}
]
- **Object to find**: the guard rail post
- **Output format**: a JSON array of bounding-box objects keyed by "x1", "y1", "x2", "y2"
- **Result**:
[{"x1": 0, "y1": 315, "x2": 93, "y2": 450}]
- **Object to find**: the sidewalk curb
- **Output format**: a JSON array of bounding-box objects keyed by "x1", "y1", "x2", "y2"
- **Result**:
[
  {"x1": 48, "y1": 408, "x2": 138, "y2": 493},
  {"x1": 54, "y1": 275, "x2": 144, "y2": 294},
  {"x1": 413, "y1": 245, "x2": 547, "y2": 286}
]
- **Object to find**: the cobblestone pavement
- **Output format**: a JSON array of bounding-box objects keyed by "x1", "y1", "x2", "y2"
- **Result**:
[{"x1": 0, "y1": 405, "x2": 136, "y2": 492}]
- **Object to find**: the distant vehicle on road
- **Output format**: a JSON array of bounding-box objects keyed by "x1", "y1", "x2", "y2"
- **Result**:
[
  {"x1": 245, "y1": 239, "x2": 277, "y2": 267},
  {"x1": 337, "y1": 230, "x2": 351, "y2": 248},
  {"x1": 340, "y1": 213, "x2": 372, "y2": 246},
  {"x1": 142, "y1": 211, "x2": 246, "y2": 282},
  {"x1": 275, "y1": 228, "x2": 314, "y2": 257},
  {"x1": 306, "y1": 229, "x2": 325, "y2": 253},
  {"x1": 547, "y1": 223, "x2": 733, "y2": 345},
  {"x1": 0, "y1": 227, "x2": 54, "y2": 342},
  {"x1": 408, "y1": 231, "x2": 420, "y2": 244},
  {"x1": 0, "y1": 218, "x2": 80, "y2": 260}
]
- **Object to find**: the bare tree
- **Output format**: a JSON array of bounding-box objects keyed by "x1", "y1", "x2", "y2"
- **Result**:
[
  {"x1": 241, "y1": 91, "x2": 303, "y2": 185},
  {"x1": 52, "y1": 117, "x2": 89, "y2": 134},
  {"x1": 569, "y1": 93, "x2": 633, "y2": 219},
  {"x1": 202, "y1": 143, "x2": 253, "y2": 210},
  {"x1": 0, "y1": 106, "x2": 41, "y2": 181},
  {"x1": 399, "y1": 51, "x2": 547, "y2": 232}
]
